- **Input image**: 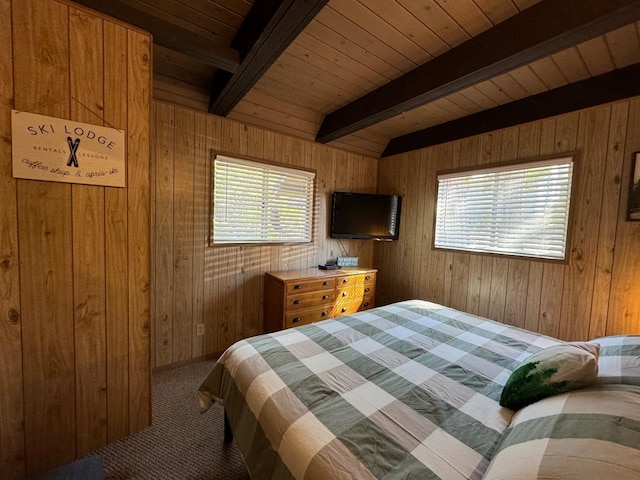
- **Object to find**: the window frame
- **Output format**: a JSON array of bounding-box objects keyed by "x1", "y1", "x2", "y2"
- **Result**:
[
  {"x1": 432, "y1": 153, "x2": 579, "y2": 264},
  {"x1": 209, "y1": 151, "x2": 317, "y2": 246}
]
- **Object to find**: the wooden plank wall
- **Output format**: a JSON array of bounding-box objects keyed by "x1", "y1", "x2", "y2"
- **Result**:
[
  {"x1": 0, "y1": 0, "x2": 151, "y2": 477},
  {"x1": 151, "y1": 101, "x2": 377, "y2": 367},
  {"x1": 376, "y1": 98, "x2": 640, "y2": 340}
]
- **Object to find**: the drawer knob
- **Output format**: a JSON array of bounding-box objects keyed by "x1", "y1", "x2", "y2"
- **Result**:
[
  {"x1": 365, "y1": 275, "x2": 371, "y2": 280},
  {"x1": 363, "y1": 302, "x2": 369, "y2": 307},
  {"x1": 342, "y1": 292, "x2": 348, "y2": 297},
  {"x1": 321, "y1": 311, "x2": 329, "y2": 317},
  {"x1": 292, "y1": 317, "x2": 301, "y2": 323},
  {"x1": 364, "y1": 287, "x2": 370, "y2": 293},
  {"x1": 342, "y1": 279, "x2": 348, "y2": 283},
  {"x1": 293, "y1": 299, "x2": 301, "y2": 305},
  {"x1": 341, "y1": 307, "x2": 347, "y2": 313},
  {"x1": 323, "y1": 281, "x2": 330, "y2": 286},
  {"x1": 293, "y1": 284, "x2": 302, "y2": 290},
  {"x1": 322, "y1": 295, "x2": 329, "y2": 300}
]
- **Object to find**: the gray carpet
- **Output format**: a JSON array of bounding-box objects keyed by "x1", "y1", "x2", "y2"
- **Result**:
[
  {"x1": 98, "y1": 360, "x2": 250, "y2": 480},
  {"x1": 35, "y1": 455, "x2": 104, "y2": 480}
]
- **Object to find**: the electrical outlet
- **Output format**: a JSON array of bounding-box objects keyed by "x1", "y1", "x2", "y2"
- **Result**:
[{"x1": 196, "y1": 323, "x2": 205, "y2": 336}]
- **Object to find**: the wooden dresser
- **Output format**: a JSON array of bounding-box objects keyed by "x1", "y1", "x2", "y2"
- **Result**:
[{"x1": 264, "y1": 267, "x2": 377, "y2": 332}]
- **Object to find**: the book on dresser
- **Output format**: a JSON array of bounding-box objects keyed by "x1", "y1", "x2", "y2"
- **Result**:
[{"x1": 263, "y1": 267, "x2": 377, "y2": 332}]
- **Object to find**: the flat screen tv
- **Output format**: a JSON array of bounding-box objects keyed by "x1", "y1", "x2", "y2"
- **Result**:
[{"x1": 330, "y1": 191, "x2": 402, "y2": 240}]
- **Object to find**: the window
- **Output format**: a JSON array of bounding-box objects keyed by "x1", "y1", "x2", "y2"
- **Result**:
[
  {"x1": 212, "y1": 154, "x2": 315, "y2": 244},
  {"x1": 434, "y1": 156, "x2": 574, "y2": 261}
]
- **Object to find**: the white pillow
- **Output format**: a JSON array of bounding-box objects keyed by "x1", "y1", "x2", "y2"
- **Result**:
[
  {"x1": 499, "y1": 342, "x2": 599, "y2": 410},
  {"x1": 589, "y1": 335, "x2": 640, "y2": 386},
  {"x1": 484, "y1": 385, "x2": 640, "y2": 480}
]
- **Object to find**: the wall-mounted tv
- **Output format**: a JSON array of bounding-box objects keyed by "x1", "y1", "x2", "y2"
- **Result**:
[{"x1": 330, "y1": 191, "x2": 402, "y2": 241}]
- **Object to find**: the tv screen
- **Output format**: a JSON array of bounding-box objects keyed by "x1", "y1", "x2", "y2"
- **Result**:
[{"x1": 330, "y1": 191, "x2": 402, "y2": 240}]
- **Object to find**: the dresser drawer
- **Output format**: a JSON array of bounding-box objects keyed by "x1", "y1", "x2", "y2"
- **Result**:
[
  {"x1": 336, "y1": 274, "x2": 362, "y2": 287},
  {"x1": 336, "y1": 283, "x2": 365, "y2": 301},
  {"x1": 285, "y1": 278, "x2": 335, "y2": 294},
  {"x1": 264, "y1": 268, "x2": 377, "y2": 333},
  {"x1": 360, "y1": 296, "x2": 375, "y2": 311},
  {"x1": 286, "y1": 290, "x2": 335, "y2": 310},
  {"x1": 285, "y1": 306, "x2": 332, "y2": 328},
  {"x1": 362, "y1": 283, "x2": 375, "y2": 297},
  {"x1": 332, "y1": 299, "x2": 362, "y2": 316}
]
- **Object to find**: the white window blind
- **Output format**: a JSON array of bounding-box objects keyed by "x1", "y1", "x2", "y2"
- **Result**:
[
  {"x1": 435, "y1": 157, "x2": 574, "y2": 260},
  {"x1": 213, "y1": 155, "x2": 315, "y2": 244}
]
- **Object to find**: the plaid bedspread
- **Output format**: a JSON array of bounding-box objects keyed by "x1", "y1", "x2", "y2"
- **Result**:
[
  {"x1": 484, "y1": 384, "x2": 640, "y2": 478},
  {"x1": 199, "y1": 300, "x2": 562, "y2": 479}
]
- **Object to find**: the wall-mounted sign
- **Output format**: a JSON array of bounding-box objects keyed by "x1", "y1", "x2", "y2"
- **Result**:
[{"x1": 11, "y1": 110, "x2": 126, "y2": 187}]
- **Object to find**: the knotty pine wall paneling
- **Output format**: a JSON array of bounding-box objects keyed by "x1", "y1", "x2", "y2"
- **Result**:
[
  {"x1": 126, "y1": 27, "x2": 152, "y2": 435},
  {"x1": 609, "y1": 99, "x2": 640, "y2": 334},
  {"x1": 13, "y1": 0, "x2": 76, "y2": 472},
  {"x1": 154, "y1": 102, "x2": 176, "y2": 367},
  {"x1": 151, "y1": 102, "x2": 378, "y2": 368},
  {"x1": 590, "y1": 102, "x2": 629, "y2": 338},
  {"x1": 0, "y1": 0, "x2": 151, "y2": 477},
  {"x1": 70, "y1": 7, "x2": 107, "y2": 457},
  {"x1": 104, "y1": 20, "x2": 130, "y2": 445},
  {"x1": 0, "y1": 1, "x2": 23, "y2": 477},
  {"x1": 376, "y1": 98, "x2": 640, "y2": 340}
]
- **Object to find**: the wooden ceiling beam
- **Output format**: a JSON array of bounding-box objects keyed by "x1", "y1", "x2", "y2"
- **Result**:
[
  {"x1": 316, "y1": 0, "x2": 640, "y2": 144},
  {"x1": 208, "y1": 0, "x2": 329, "y2": 116},
  {"x1": 73, "y1": 0, "x2": 240, "y2": 73},
  {"x1": 382, "y1": 62, "x2": 640, "y2": 157}
]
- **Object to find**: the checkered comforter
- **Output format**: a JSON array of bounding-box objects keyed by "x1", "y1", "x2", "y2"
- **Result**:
[{"x1": 198, "y1": 300, "x2": 562, "y2": 479}]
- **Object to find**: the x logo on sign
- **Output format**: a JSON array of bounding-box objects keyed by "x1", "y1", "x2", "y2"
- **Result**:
[{"x1": 67, "y1": 137, "x2": 80, "y2": 168}]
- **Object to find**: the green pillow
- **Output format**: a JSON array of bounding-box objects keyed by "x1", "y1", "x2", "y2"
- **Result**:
[{"x1": 500, "y1": 342, "x2": 600, "y2": 410}]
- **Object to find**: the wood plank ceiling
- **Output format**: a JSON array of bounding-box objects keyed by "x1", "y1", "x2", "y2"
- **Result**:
[{"x1": 74, "y1": 0, "x2": 640, "y2": 158}]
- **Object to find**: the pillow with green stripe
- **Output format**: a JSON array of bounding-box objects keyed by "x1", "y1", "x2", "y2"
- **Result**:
[
  {"x1": 500, "y1": 342, "x2": 600, "y2": 411},
  {"x1": 589, "y1": 335, "x2": 640, "y2": 386},
  {"x1": 484, "y1": 385, "x2": 640, "y2": 480}
]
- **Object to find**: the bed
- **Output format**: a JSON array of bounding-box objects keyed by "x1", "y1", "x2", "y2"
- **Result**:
[{"x1": 198, "y1": 299, "x2": 640, "y2": 479}]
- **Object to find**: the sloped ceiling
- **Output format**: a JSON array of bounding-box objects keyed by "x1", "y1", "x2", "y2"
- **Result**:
[{"x1": 73, "y1": 0, "x2": 640, "y2": 158}]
